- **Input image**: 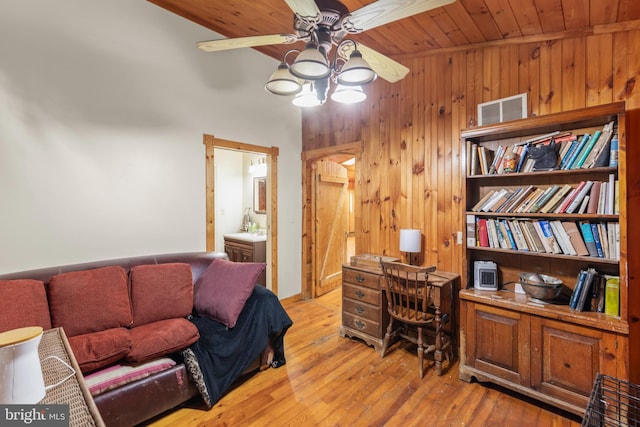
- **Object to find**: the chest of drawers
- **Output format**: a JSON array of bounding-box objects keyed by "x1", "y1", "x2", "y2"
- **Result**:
[{"x1": 339, "y1": 264, "x2": 389, "y2": 352}]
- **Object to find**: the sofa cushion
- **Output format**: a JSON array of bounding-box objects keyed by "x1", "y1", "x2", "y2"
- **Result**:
[
  {"x1": 48, "y1": 266, "x2": 132, "y2": 337},
  {"x1": 129, "y1": 263, "x2": 193, "y2": 327},
  {"x1": 127, "y1": 318, "x2": 199, "y2": 364},
  {"x1": 193, "y1": 258, "x2": 265, "y2": 328},
  {"x1": 68, "y1": 328, "x2": 132, "y2": 373},
  {"x1": 0, "y1": 279, "x2": 52, "y2": 332},
  {"x1": 84, "y1": 357, "x2": 176, "y2": 396}
]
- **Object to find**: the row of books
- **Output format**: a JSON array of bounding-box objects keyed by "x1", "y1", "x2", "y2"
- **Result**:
[
  {"x1": 568, "y1": 268, "x2": 619, "y2": 316},
  {"x1": 468, "y1": 121, "x2": 618, "y2": 176},
  {"x1": 467, "y1": 216, "x2": 620, "y2": 260},
  {"x1": 557, "y1": 121, "x2": 617, "y2": 170},
  {"x1": 471, "y1": 176, "x2": 619, "y2": 216}
]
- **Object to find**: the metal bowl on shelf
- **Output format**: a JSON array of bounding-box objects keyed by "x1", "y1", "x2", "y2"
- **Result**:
[{"x1": 519, "y1": 272, "x2": 563, "y2": 301}]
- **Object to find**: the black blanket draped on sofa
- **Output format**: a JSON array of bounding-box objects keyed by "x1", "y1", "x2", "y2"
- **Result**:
[{"x1": 182, "y1": 285, "x2": 293, "y2": 407}]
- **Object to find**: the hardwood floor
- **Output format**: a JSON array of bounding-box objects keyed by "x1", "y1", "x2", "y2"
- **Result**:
[{"x1": 148, "y1": 288, "x2": 583, "y2": 426}]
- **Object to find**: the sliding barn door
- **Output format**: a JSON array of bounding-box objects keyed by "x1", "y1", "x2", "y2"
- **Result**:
[{"x1": 312, "y1": 160, "x2": 349, "y2": 297}]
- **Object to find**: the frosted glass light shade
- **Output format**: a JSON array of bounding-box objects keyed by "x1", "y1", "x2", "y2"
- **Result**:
[
  {"x1": 330, "y1": 85, "x2": 366, "y2": 104},
  {"x1": 292, "y1": 82, "x2": 322, "y2": 108},
  {"x1": 265, "y1": 63, "x2": 302, "y2": 96},
  {"x1": 399, "y1": 229, "x2": 422, "y2": 253},
  {"x1": 336, "y1": 50, "x2": 376, "y2": 86},
  {"x1": 290, "y1": 43, "x2": 331, "y2": 80}
]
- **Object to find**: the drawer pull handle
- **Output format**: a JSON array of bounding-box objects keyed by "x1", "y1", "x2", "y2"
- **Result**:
[
  {"x1": 355, "y1": 290, "x2": 365, "y2": 299},
  {"x1": 355, "y1": 320, "x2": 366, "y2": 329},
  {"x1": 356, "y1": 275, "x2": 365, "y2": 283},
  {"x1": 355, "y1": 306, "x2": 365, "y2": 314}
]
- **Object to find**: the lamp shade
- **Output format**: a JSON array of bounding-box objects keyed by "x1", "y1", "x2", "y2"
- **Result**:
[
  {"x1": 290, "y1": 43, "x2": 331, "y2": 80},
  {"x1": 336, "y1": 50, "x2": 376, "y2": 86},
  {"x1": 292, "y1": 82, "x2": 322, "y2": 108},
  {"x1": 399, "y1": 229, "x2": 421, "y2": 253},
  {"x1": 330, "y1": 84, "x2": 366, "y2": 104},
  {"x1": 265, "y1": 63, "x2": 302, "y2": 96}
]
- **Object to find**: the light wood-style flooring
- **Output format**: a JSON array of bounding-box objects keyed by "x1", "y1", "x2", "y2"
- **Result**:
[{"x1": 148, "y1": 288, "x2": 583, "y2": 426}]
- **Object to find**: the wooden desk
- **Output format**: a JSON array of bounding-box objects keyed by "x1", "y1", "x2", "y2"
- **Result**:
[
  {"x1": 424, "y1": 270, "x2": 460, "y2": 375},
  {"x1": 339, "y1": 263, "x2": 389, "y2": 352},
  {"x1": 340, "y1": 263, "x2": 459, "y2": 376},
  {"x1": 39, "y1": 328, "x2": 105, "y2": 427}
]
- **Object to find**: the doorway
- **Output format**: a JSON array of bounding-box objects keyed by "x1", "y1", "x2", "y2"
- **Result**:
[
  {"x1": 312, "y1": 159, "x2": 349, "y2": 297},
  {"x1": 301, "y1": 141, "x2": 362, "y2": 300},
  {"x1": 203, "y1": 134, "x2": 280, "y2": 294}
]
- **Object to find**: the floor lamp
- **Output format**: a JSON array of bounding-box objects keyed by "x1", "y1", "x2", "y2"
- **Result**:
[{"x1": 400, "y1": 229, "x2": 422, "y2": 266}]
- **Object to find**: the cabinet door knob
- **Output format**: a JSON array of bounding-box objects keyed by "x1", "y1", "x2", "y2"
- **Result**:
[
  {"x1": 355, "y1": 290, "x2": 365, "y2": 299},
  {"x1": 355, "y1": 306, "x2": 365, "y2": 314},
  {"x1": 356, "y1": 275, "x2": 365, "y2": 283},
  {"x1": 355, "y1": 320, "x2": 366, "y2": 329}
]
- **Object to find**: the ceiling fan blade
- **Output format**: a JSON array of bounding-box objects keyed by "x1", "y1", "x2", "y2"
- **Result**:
[
  {"x1": 345, "y1": 0, "x2": 455, "y2": 32},
  {"x1": 284, "y1": 0, "x2": 321, "y2": 20},
  {"x1": 197, "y1": 34, "x2": 299, "y2": 53},
  {"x1": 338, "y1": 42, "x2": 409, "y2": 83}
]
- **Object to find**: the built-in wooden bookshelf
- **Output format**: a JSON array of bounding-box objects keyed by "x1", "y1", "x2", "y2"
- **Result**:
[{"x1": 458, "y1": 102, "x2": 634, "y2": 415}]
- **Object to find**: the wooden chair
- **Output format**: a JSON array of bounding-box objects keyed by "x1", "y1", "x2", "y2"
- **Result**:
[{"x1": 380, "y1": 261, "x2": 450, "y2": 378}]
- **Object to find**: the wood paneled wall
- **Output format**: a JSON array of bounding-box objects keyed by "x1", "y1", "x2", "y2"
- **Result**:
[{"x1": 301, "y1": 29, "x2": 640, "y2": 281}]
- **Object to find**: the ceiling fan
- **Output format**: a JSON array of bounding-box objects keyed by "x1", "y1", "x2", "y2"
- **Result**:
[{"x1": 197, "y1": 0, "x2": 455, "y2": 107}]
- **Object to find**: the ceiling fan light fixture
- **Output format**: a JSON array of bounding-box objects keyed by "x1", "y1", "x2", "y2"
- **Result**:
[
  {"x1": 265, "y1": 63, "x2": 302, "y2": 96},
  {"x1": 290, "y1": 43, "x2": 331, "y2": 80},
  {"x1": 330, "y1": 84, "x2": 367, "y2": 104},
  {"x1": 336, "y1": 50, "x2": 377, "y2": 86},
  {"x1": 292, "y1": 82, "x2": 323, "y2": 108}
]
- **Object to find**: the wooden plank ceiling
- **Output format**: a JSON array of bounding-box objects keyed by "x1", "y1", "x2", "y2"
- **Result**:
[{"x1": 148, "y1": 0, "x2": 640, "y2": 62}]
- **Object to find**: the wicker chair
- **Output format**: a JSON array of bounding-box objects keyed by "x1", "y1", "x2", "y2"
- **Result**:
[{"x1": 380, "y1": 261, "x2": 447, "y2": 378}]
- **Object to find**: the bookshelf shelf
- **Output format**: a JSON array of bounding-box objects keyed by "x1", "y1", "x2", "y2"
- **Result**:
[
  {"x1": 467, "y1": 211, "x2": 618, "y2": 220},
  {"x1": 458, "y1": 102, "x2": 632, "y2": 416},
  {"x1": 461, "y1": 287, "x2": 628, "y2": 335},
  {"x1": 466, "y1": 166, "x2": 617, "y2": 180},
  {"x1": 467, "y1": 246, "x2": 620, "y2": 265}
]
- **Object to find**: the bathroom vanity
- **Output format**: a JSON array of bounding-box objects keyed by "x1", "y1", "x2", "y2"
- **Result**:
[{"x1": 223, "y1": 233, "x2": 267, "y2": 286}]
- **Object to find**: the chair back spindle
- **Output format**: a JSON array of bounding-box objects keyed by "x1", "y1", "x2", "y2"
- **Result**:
[
  {"x1": 380, "y1": 261, "x2": 440, "y2": 378},
  {"x1": 381, "y1": 262, "x2": 436, "y2": 325}
]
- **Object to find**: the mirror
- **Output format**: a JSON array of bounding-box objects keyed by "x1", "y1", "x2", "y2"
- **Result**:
[{"x1": 254, "y1": 177, "x2": 267, "y2": 214}]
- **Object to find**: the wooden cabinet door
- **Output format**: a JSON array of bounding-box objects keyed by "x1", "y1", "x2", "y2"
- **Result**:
[
  {"x1": 224, "y1": 244, "x2": 241, "y2": 262},
  {"x1": 530, "y1": 317, "x2": 619, "y2": 410},
  {"x1": 224, "y1": 241, "x2": 253, "y2": 262},
  {"x1": 465, "y1": 303, "x2": 531, "y2": 386}
]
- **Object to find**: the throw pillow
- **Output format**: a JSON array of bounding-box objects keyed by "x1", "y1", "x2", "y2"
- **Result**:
[
  {"x1": 48, "y1": 266, "x2": 132, "y2": 337},
  {"x1": 0, "y1": 279, "x2": 52, "y2": 332},
  {"x1": 193, "y1": 258, "x2": 265, "y2": 328},
  {"x1": 129, "y1": 263, "x2": 193, "y2": 327},
  {"x1": 126, "y1": 318, "x2": 199, "y2": 363}
]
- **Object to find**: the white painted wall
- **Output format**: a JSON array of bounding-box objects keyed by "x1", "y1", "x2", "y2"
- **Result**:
[{"x1": 0, "y1": 0, "x2": 302, "y2": 298}]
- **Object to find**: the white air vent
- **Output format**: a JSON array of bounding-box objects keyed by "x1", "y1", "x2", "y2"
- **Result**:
[{"x1": 478, "y1": 93, "x2": 528, "y2": 126}]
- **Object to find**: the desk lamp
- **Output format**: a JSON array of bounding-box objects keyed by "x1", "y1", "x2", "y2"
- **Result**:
[{"x1": 399, "y1": 229, "x2": 422, "y2": 265}]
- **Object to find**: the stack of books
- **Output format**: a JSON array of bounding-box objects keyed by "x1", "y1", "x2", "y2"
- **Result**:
[{"x1": 467, "y1": 121, "x2": 618, "y2": 176}]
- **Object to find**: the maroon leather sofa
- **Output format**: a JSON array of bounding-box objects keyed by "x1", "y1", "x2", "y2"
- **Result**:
[{"x1": 0, "y1": 252, "x2": 273, "y2": 427}]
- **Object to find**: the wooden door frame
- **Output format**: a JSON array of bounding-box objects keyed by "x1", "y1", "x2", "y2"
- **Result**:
[
  {"x1": 301, "y1": 141, "x2": 362, "y2": 300},
  {"x1": 204, "y1": 134, "x2": 279, "y2": 295}
]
